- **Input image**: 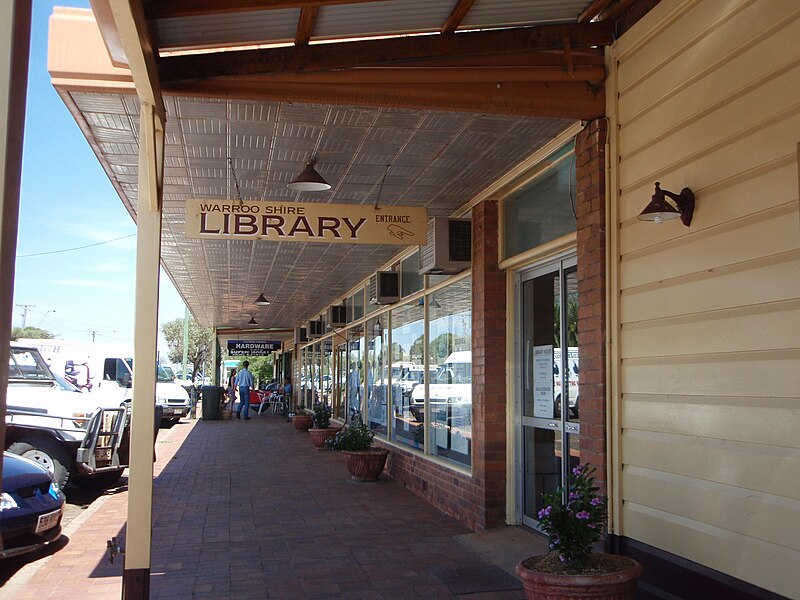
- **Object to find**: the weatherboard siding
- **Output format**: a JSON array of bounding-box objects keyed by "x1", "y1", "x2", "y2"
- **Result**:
[{"x1": 607, "y1": 0, "x2": 800, "y2": 597}]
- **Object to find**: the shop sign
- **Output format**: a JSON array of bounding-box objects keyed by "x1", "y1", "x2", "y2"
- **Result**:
[
  {"x1": 185, "y1": 199, "x2": 427, "y2": 245},
  {"x1": 228, "y1": 340, "x2": 282, "y2": 356}
]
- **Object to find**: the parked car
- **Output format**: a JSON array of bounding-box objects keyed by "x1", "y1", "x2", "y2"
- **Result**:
[
  {"x1": 1, "y1": 452, "x2": 65, "y2": 559},
  {"x1": 6, "y1": 344, "x2": 131, "y2": 490}
]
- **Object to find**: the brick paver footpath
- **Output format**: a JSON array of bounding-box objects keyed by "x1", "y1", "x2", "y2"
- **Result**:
[{"x1": 3, "y1": 412, "x2": 529, "y2": 599}]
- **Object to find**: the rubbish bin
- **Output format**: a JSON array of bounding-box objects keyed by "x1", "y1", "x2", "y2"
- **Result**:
[{"x1": 201, "y1": 386, "x2": 223, "y2": 420}]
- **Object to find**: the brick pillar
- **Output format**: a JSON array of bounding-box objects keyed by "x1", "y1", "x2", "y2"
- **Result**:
[
  {"x1": 575, "y1": 119, "x2": 608, "y2": 493},
  {"x1": 471, "y1": 200, "x2": 507, "y2": 529}
]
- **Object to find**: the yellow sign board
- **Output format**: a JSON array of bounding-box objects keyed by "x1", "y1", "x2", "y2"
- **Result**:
[{"x1": 185, "y1": 199, "x2": 427, "y2": 245}]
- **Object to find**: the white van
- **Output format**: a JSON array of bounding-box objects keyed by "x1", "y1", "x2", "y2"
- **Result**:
[
  {"x1": 409, "y1": 350, "x2": 472, "y2": 422},
  {"x1": 17, "y1": 339, "x2": 191, "y2": 426},
  {"x1": 553, "y1": 347, "x2": 580, "y2": 418},
  {"x1": 98, "y1": 358, "x2": 191, "y2": 425}
]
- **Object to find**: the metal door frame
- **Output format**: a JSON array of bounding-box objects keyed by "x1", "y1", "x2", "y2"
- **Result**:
[{"x1": 514, "y1": 250, "x2": 578, "y2": 527}]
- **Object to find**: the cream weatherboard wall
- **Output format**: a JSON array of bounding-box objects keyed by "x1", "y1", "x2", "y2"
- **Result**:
[{"x1": 606, "y1": 0, "x2": 800, "y2": 597}]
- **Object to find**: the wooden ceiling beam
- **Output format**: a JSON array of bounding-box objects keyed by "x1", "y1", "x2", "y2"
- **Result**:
[
  {"x1": 295, "y1": 6, "x2": 318, "y2": 46},
  {"x1": 441, "y1": 0, "x2": 476, "y2": 34},
  {"x1": 144, "y1": 0, "x2": 384, "y2": 20},
  {"x1": 161, "y1": 79, "x2": 605, "y2": 120},
  {"x1": 158, "y1": 21, "x2": 614, "y2": 82},
  {"x1": 578, "y1": 0, "x2": 616, "y2": 22},
  {"x1": 234, "y1": 65, "x2": 605, "y2": 84}
]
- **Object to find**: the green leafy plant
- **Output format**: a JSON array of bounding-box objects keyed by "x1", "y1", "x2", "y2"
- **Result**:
[
  {"x1": 537, "y1": 464, "x2": 607, "y2": 568},
  {"x1": 324, "y1": 416, "x2": 374, "y2": 451},
  {"x1": 312, "y1": 401, "x2": 332, "y2": 429}
]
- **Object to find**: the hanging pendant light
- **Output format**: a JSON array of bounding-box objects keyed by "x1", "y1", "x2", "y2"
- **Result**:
[
  {"x1": 248, "y1": 317, "x2": 257, "y2": 325},
  {"x1": 287, "y1": 161, "x2": 331, "y2": 192},
  {"x1": 254, "y1": 293, "x2": 270, "y2": 306}
]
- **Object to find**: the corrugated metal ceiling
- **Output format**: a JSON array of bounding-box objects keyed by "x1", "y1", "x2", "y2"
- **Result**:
[{"x1": 69, "y1": 91, "x2": 572, "y2": 329}]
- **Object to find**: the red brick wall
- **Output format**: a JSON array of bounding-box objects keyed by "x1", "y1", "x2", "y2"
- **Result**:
[
  {"x1": 383, "y1": 122, "x2": 608, "y2": 524},
  {"x1": 575, "y1": 118, "x2": 608, "y2": 493},
  {"x1": 382, "y1": 200, "x2": 507, "y2": 531}
]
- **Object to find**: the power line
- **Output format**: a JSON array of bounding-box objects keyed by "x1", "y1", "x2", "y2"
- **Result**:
[{"x1": 16, "y1": 233, "x2": 136, "y2": 258}]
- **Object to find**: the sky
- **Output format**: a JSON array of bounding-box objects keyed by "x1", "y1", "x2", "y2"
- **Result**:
[{"x1": 12, "y1": 0, "x2": 187, "y2": 358}]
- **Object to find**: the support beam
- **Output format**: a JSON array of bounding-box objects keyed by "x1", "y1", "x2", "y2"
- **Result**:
[
  {"x1": 0, "y1": 0, "x2": 31, "y2": 493},
  {"x1": 108, "y1": 0, "x2": 164, "y2": 119},
  {"x1": 441, "y1": 0, "x2": 476, "y2": 34},
  {"x1": 157, "y1": 21, "x2": 614, "y2": 82},
  {"x1": 122, "y1": 102, "x2": 163, "y2": 600},
  {"x1": 163, "y1": 79, "x2": 604, "y2": 120},
  {"x1": 294, "y1": 6, "x2": 318, "y2": 46}
]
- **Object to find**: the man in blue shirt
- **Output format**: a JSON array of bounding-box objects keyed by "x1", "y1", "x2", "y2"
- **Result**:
[{"x1": 235, "y1": 360, "x2": 255, "y2": 420}]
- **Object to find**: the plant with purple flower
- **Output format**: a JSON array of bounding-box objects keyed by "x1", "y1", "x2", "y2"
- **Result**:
[{"x1": 535, "y1": 463, "x2": 607, "y2": 568}]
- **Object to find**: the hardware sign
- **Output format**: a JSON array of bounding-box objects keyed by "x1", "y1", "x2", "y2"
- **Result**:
[{"x1": 228, "y1": 340, "x2": 282, "y2": 356}]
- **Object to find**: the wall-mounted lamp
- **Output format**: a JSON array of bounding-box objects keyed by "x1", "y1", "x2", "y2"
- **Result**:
[
  {"x1": 638, "y1": 182, "x2": 695, "y2": 227},
  {"x1": 287, "y1": 161, "x2": 330, "y2": 192},
  {"x1": 254, "y1": 293, "x2": 270, "y2": 306},
  {"x1": 248, "y1": 317, "x2": 257, "y2": 325}
]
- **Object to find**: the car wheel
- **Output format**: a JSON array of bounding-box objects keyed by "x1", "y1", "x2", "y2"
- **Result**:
[
  {"x1": 554, "y1": 395, "x2": 562, "y2": 418},
  {"x1": 8, "y1": 437, "x2": 71, "y2": 489},
  {"x1": 71, "y1": 469, "x2": 125, "y2": 490},
  {"x1": 571, "y1": 396, "x2": 579, "y2": 418}
]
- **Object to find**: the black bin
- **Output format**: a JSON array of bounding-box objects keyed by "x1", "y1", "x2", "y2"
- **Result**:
[{"x1": 201, "y1": 385, "x2": 224, "y2": 420}]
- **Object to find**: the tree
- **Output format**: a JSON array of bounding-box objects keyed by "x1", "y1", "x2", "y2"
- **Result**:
[
  {"x1": 233, "y1": 354, "x2": 274, "y2": 384},
  {"x1": 161, "y1": 317, "x2": 214, "y2": 382},
  {"x1": 11, "y1": 326, "x2": 54, "y2": 340}
]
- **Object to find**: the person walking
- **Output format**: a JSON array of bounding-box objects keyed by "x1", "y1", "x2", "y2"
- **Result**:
[
  {"x1": 235, "y1": 361, "x2": 255, "y2": 420},
  {"x1": 227, "y1": 368, "x2": 237, "y2": 408}
]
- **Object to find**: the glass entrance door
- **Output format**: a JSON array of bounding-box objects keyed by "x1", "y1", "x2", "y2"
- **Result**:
[{"x1": 518, "y1": 255, "x2": 580, "y2": 527}]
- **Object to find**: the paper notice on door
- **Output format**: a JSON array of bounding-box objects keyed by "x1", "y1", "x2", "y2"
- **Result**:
[{"x1": 533, "y1": 345, "x2": 554, "y2": 418}]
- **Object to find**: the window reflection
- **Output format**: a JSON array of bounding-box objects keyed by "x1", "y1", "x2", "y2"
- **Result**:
[
  {"x1": 367, "y1": 317, "x2": 388, "y2": 436},
  {"x1": 424, "y1": 276, "x2": 472, "y2": 467},
  {"x1": 390, "y1": 302, "x2": 425, "y2": 450},
  {"x1": 347, "y1": 327, "x2": 364, "y2": 423}
]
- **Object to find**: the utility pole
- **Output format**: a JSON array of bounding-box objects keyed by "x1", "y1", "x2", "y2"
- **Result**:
[
  {"x1": 15, "y1": 303, "x2": 35, "y2": 327},
  {"x1": 182, "y1": 305, "x2": 189, "y2": 378}
]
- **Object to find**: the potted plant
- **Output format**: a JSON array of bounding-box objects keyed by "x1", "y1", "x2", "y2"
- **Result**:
[
  {"x1": 325, "y1": 417, "x2": 389, "y2": 481},
  {"x1": 291, "y1": 404, "x2": 313, "y2": 431},
  {"x1": 308, "y1": 401, "x2": 341, "y2": 450},
  {"x1": 515, "y1": 464, "x2": 643, "y2": 599}
]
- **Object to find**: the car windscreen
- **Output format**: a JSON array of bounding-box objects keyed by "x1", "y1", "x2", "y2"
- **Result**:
[
  {"x1": 157, "y1": 364, "x2": 174, "y2": 383},
  {"x1": 9, "y1": 348, "x2": 55, "y2": 381}
]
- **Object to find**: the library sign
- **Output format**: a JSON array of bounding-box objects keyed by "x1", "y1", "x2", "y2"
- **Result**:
[
  {"x1": 227, "y1": 340, "x2": 282, "y2": 356},
  {"x1": 185, "y1": 199, "x2": 427, "y2": 245}
]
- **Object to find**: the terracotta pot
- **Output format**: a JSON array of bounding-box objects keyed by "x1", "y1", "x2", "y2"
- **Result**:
[
  {"x1": 515, "y1": 554, "x2": 643, "y2": 600},
  {"x1": 308, "y1": 426, "x2": 341, "y2": 450},
  {"x1": 292, "y1": 413, "x2": 313, "y2": 431},
  {"x1": 342, "y1": 448, "x2": 389, "y2": 481}
]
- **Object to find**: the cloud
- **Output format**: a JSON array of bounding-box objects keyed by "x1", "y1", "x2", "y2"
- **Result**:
[
  {"x1": 51, "y1": 278, "x2": 132, "y2": 292},
  {"x1": 88, "y1": 261, "x2": 131, "y2": 274}
]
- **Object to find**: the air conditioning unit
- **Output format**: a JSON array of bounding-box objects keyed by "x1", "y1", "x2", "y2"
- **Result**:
[
  {"x1": 369, "y1": 271, "x2": 400, "y2": 305},
  {"x1": 419, "y1": 217, "x2": 471, "y2": 274},
  {"x1": 326, "y1": 305, "x2": 347, "y2": 327},
  {"x1": 307, "y1": 319, "x2": 324, "y2": 339},
  {"x1": 293, "y1": 327, "x2": 308, "y2": 344}
]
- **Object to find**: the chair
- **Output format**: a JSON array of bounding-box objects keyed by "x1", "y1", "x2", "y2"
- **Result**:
[
  {"x1": 252, "y1": 390, "x2": 271, "y2": 415},
  {"x1": 270, "y1": 392, "x2": 285, "y2": 415}
]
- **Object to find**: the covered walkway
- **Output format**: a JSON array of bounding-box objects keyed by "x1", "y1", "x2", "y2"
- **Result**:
[{"x1": 4, "y1": 410, "x2": 545, "y2": 599}]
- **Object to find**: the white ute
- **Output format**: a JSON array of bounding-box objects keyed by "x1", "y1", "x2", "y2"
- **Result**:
[{"x1": 5, "y1": 344, "x2": 130, "y2": 489}]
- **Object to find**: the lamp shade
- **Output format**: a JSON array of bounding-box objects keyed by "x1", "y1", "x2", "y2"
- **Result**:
[
  {"x1": 638, "y1": 182, "x2": 681, "y2": 224},
  {"x1": 287, "y1": 162, "x2": 331, "y2": 192},
  {"x1": 248, "y1": 317, "x2": 257, "y2": 325},
  {"x1": 254, "y1": 293, "x2": 270, "y2": 306}
]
